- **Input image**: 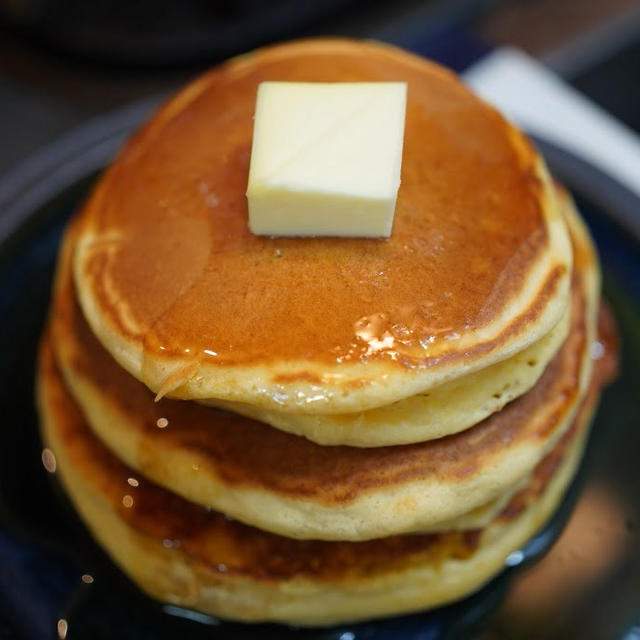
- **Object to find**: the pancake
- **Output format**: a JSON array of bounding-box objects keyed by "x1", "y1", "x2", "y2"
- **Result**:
[
  {"x1": 73, "y1": 38, "x2": 572, "y2": 414},
  {"x1": 52, "y1": 196, "x2": 596, "y2": 541},
  {"x1": 205, "y1": 311, "x2": 569, "y2": 446},
  {"x1": 36, "y1": 329, "x2": 616, "y2": 626}
]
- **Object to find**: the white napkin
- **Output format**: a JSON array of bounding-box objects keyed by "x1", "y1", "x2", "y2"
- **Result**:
[{"x1": 464, "y1": 47, "x2": 640, "y2": 201}]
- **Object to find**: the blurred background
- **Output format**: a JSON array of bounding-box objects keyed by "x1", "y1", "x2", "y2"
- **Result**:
[{"x1": 1, "y1": 0, "x2": 639, "y2": 178}]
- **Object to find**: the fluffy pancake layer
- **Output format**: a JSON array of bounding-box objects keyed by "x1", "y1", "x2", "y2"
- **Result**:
[
  {"x1": 73, "y1": 38, "x2": 572, "y2": 414},
  {"x1": 205, "y1": 312, "x2": 569, "y2": 446},
  {"x1": 37, "y1": 332, "x2": 615, "y2": 626},
  {"x1": 52, "y1": 198, "x2": 596, "y2": 541}
]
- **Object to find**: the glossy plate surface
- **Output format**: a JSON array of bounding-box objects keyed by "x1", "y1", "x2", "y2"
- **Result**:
[{"x1": 0, "y1": 101, "x2": 638, "y2": 639}]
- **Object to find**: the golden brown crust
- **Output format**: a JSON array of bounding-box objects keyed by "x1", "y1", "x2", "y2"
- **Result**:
[
  {"x1": 57, "y1": 226, "x2": 584, "y2": 503},
  {"x1": 37, "y1": 310, "x2": 617, "y2": 582},
  {"x1": 73, "y1": 39, "x2": 570, "y2": 411}
]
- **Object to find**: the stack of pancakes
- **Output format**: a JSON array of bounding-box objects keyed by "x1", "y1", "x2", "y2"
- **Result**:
[{"x1": 36, "y1": 39, "x2": 618, "y2": 626}]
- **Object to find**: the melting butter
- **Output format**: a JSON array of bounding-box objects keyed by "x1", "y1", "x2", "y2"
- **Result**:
[{"x1": 246, "y1": 81, "x2": 407, "y2": 238}]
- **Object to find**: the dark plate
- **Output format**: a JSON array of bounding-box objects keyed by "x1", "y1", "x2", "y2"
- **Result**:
[{"x1": 0, "y1": 100, "x2": 638, "y2": 640}]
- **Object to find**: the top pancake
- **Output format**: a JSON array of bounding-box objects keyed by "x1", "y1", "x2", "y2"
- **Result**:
[{"x1": 73, "y1": 38, "x2": 572, "y2": 412}]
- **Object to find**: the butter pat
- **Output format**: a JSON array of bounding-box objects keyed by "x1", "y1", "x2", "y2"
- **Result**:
[{"x1": 246, "y1": 82, "x2": 407, "y2": 237}]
